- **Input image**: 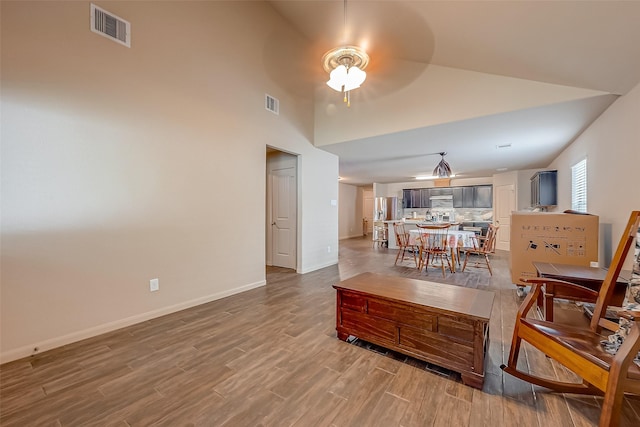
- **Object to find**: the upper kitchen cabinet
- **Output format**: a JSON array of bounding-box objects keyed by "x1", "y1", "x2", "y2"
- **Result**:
[
  {"x1": 429, "y1": 187, "x2": 453, "y2": 197},
  {"x1": 403, "y1": 185, "x2": 492, "y2": 209},
  {"x1": 452, "y1": 187, "x2": 463, "y2": 208},
  {"x1": 402, "y1": 189, "x2": 422, "y2": 208},
  {"x1": 453, "y1": 186, "x2": 491, "y2": 208},
  {"x1": 474, "y1": 185, "x2": 493, "y2": 208},
  {"x1": 402, "y1": 189, "x2": 412, "y2": 208},
  {"x1": 531, "y1": 170, "x2": 557, "y2": 207},
  {"x1": 420, "y1": 188, "x2": 431, "y2": 208},
  {"x1": 464, "y1": 187, "x2": 475, "y2": 208}
]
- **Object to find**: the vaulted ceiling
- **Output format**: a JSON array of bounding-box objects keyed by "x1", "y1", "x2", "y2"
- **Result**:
[{"x1": 268, "y1": 1, "x2": 640, "y2": 185}]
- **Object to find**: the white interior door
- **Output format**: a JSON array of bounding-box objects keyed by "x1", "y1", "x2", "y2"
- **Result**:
[
  {"x1": 495, "y1": 184, "x2": 515, "y2": 251},
  {"x1": 271, "y1": 167, "x2": 296, "y2": 269},
  {"x1": 363, "y1": 190, "x2": 374, "y2": 235}
]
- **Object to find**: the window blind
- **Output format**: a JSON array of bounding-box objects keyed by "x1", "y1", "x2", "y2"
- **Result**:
[{"x1": 571, "y1": 159, "x2": 587, "y2": 212}]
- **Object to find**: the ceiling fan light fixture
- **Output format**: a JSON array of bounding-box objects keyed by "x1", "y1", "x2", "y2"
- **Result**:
[
  {"x1": 432, "y1": 152, "x2": 453, "y2": 178},
  {"x1": 327, "y1": 64, "x2": 348, "y2": 91},
  {"x1": 343, "y1": 65, "x2": 366, "y2": 91},
  {"x1": 321, "y1": 0, "x2": 369, "y2": 107},
  {"x1": 323, "y1": 46, "x2": 370, "y2": 106}
]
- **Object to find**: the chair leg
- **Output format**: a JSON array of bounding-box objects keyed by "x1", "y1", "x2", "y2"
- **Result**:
[
  {"x1": 394, "y1": 248, "x2": 402, "y2": 265},
  {"x1": 506, "y1": 319, "x2": 524, "y2": 368},
  {"x1": 484, "y1": 254, "x2": 493, "y2": 276},
  {"x1": 599, "y1": 384, "x2": 624, "y2": 427},
  {"x1": 462, "y1": 252, "x2": 470, "y2": 272},
  {"x1": 423, "y1": 253, "x2": 431, "y2": 273},
  {"x1": 440, "y1": 254, "x2": 446, "y2": 278}
]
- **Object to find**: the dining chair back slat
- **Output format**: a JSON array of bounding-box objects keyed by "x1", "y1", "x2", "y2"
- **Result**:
[{"x1": 416, "y1": 223, "x2": 452, "y2": 277}]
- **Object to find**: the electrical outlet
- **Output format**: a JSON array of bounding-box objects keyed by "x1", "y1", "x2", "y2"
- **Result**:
[{"x1": 150, "y1": 278, "x2": 159, "y2": 292}]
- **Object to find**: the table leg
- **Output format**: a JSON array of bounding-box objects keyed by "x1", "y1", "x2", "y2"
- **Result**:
[{"x1": 450, "y1": 248, "x2": 457, "y2": 273}]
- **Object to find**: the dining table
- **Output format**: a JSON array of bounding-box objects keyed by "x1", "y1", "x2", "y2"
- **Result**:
[{"x1": 409, "y1": 229, "x2": 478, "y2": 273}]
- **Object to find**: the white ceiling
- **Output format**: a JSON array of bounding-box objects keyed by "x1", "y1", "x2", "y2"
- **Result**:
[{"x1": 268, "y1": 1, "x2": 640, "y2": 185}]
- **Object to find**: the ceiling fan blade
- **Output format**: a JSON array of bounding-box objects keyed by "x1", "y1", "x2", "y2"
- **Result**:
[
  {"x1": 352, "y1": 152, "x2": 442, "y2": 165},
  {"x1": 268, "y1": 1, "x2": 435, "y2": 98}
]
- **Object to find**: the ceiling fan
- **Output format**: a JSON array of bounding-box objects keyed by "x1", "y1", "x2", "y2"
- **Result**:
[{"x1": 267, "y1": 1, "x2": 435, "y2": 101}]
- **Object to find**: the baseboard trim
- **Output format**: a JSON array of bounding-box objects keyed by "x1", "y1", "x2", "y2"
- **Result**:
[
  {"x1": 299, "y1": 260, "x2": 338, "y2": 274},
  {"x1": 0, "y1": 279, "x2": 266, "y2": 364},
  {"x1": 339, "y1": 234, "x2": 365, "y2": 240}
]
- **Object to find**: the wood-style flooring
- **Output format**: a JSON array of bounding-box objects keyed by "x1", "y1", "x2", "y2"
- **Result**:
[{"x1": 1, "y1": 236, "x2": 639, "y2": 426}]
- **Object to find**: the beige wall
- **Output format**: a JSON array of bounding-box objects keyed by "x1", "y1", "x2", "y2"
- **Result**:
[
  {"x1": 548, "y1": 82, "x2": 640, "y2": 265},
  {"x1": 338, "y1": 183, "x2": 360, "y2": 240},
  {"x1": 1, "y1": 1, "x2": 338, "y2": 362}
]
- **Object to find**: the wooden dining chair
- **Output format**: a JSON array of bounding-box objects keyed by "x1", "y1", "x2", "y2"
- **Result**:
[
  {"x1": 501, "y1": 211, "x2": 640, "y2": 427},
  {"x1": 461, "y1": 224, "x2": 499, "y2": 275},
  {"x1": 392, "y1": 222, "x2": 416, "y2": 266},
  {"x1": 416, "y1": 223, "x2": 452, "y2": 277}
]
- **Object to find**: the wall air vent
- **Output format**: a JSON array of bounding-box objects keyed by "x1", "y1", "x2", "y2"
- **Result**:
[
  {"x1": 265, "y1": 94, "x2": 279, "y2": 115},
  {"x1": 90, "y1": 4, "x2": 131, "y2": 47}
]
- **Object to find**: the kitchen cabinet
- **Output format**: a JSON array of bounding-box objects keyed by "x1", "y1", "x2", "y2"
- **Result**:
[
  {"x1": 403, "y1": 189, "x2": 422, "y2": 208},
  {"x1": 452, "y1": 188, "x2": 463, "y2": 208},
  {"x1": 463, "y1": 187, "x2": 475, "y2": 208},
  {"x1": 420, "y1": 189, "x2": 431, "y2": 208},
  {"x1": 453, "y1": 186, "x2": 490, "y2": 208},
  {"x1": 531, "y1": 170, "x2": 557, "y2": 207},
  {"x1": 402, "y1": 190, "x2": 411, "y2": 208},
  {"x1": 403, "y1": 185, "x2": 493, "y2": 209},
  {"x1": 429, "y1": 188, "x2": 453, "y2": 196},
  {"x1": 474, "y1": 185, "x2": 493, "y2": 208}
]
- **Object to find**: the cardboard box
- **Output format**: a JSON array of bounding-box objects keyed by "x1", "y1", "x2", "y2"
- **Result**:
[{"x1": 510, "y1": 212, "x2": 599, "y2": 285}]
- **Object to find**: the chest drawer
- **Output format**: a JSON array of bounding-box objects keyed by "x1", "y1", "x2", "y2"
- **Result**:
[
  {"x1": 339, "y1": 291, "x2": 366, "y2": 312},
  {"x1": 340, "y1": 308, "x2": 396, "y2": 344},
  {"x1": 367, "y1": 298, "x2": 436, "y2": 332},
  {"x1": 437, "y1": 315, "x2": 475, "y2": 343}
]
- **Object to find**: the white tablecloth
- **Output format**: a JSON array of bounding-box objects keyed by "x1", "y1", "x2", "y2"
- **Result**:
[
  {"x1": 408, "y1": 229, "x2": 478, "y2": 249},
  {"x1": 409, "y1": 229, "x2": 479, "y2": 272}
]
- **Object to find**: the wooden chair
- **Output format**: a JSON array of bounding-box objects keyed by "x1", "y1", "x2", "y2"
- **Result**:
[
  {"x1": 461, "y1": 224, "x2": 499, "y2": 275},
  {"x1": 392, "y1": 222, "x2": 416, "y2": 266},
  {"x1": 416, "y1": 223, "x2": 452, "y2": 277},
  {"x1": 501, "y1": 211, "x2": 640, "y2": 427}
]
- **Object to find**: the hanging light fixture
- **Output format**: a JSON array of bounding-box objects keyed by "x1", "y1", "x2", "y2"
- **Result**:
[
  {"x1": 322, "y1": 0, "x2": 369, "y2": 107},
  {"x1": 433, "y1": 152, "x2": 452, "y2": 178}
]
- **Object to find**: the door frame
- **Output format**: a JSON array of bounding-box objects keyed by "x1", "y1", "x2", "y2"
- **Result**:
[
  {"x1": 495, "y1": 183, "x2": 516, "y2": 252},
  {"x1": 266, "y1": 147, "x2": 300, "y2": 271}
]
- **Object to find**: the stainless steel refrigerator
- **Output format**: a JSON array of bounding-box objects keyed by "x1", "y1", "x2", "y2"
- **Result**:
[
  {"x1": 373, "y1": 197, "x2": 398, "y2": 245},
  {"x1": 374, "y1": 197, "x2": 399, "y2": 221}
]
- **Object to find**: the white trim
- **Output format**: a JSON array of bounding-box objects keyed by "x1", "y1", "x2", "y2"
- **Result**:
[
  {"x1": 298, "y1": 260, "x2": 338, "y2": 274},
  {"x1": 0, "y1": 279, "x2": 266, "y2": 364},
  {"x1": 339, "y1": 234, "x2": 364, "y2": 240}
]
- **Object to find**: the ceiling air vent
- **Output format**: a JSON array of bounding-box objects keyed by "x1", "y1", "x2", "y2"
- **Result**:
[
  {"x1": 265, "y1": 94, "x2": 279, "y2": 115},
  {"x1": 90, "y1": 4, "x2": 131, "y2": 47}
]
